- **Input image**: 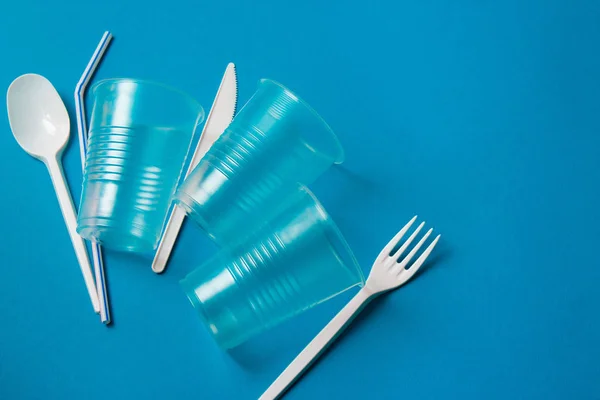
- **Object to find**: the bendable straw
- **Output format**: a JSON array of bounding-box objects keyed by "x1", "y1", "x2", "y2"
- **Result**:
[{"x1": 74, "y1": 31, "x2": 113, "y2": 324}]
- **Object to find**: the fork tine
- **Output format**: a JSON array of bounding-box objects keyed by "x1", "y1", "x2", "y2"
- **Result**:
[
  {"x1": 376, "y1": 216, "x2": 417, "y2": 262},
  {"x1": 395, "y1": 227, "x2": 433, "y2": 269},
  {"x1": 397, "y1": 234, "x2": 441, "y2": 284},
  {"x1": 390, "y1": 221, "x2": 425, "y2": 264}
]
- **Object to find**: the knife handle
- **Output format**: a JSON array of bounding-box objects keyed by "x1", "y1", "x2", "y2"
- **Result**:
[
  {"x1": 152, "y1": 205, "x2": 187, "y2": 273},
  {"x1": 152, "y1": 62, "x2": 236, "y2": 274}
]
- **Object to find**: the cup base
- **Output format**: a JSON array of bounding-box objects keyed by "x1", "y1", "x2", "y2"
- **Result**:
[
  {"x1": 78, "y1": 217, "x2": 157, "y2": 253},
  {"x1": 180, "y1": 272, "x2": 245, "y2": 349}
]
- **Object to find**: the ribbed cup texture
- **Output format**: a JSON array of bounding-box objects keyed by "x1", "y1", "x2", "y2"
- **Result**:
[
  {"x1": 229, "y1": 234, "x2": 305, "y2": 324},
  {"x1": 176, "y1": 79, "x2": 343, "y2": 245},
  {"x1": 203, "y1": 124, "x2": 289, "y2": 211},
  {"x1": 78, "y1": 126, "x2": 191, "y2": 252},
  {"x1": 85, "y1": 127, "x2": 165, "y2": 209}
]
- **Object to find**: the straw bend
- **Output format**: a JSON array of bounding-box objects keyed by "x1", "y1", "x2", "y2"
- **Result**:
[{"x1": 74, "y1": 31, "x2": 113, "y2": 324}]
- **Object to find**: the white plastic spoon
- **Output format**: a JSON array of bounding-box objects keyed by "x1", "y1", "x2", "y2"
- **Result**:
[{"x1": 7, "y1": 73, "x2": 99, "y2": 313}]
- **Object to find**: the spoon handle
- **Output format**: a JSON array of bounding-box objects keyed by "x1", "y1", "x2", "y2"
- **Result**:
[{"x1": 46, "y1": 157, "x2": 100, "y2": 313}]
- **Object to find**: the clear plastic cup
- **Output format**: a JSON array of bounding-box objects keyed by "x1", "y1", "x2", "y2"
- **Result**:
[
  {"x1": 77, "y1": 79, "x2": 204, "y2": 253},
  {"x1": 175, "y1": 79, "x2": 344, "y2": 245},
  {"x1": 180, "y1": 186, "x2": 364, "y2": 349}
]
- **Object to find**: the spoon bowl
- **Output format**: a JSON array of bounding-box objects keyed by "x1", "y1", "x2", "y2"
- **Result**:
[{"x1": 7, "y1": 74, "x2": 70, "y2": 162}]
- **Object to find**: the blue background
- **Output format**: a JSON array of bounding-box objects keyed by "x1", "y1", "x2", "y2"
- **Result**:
[{"x1": 1, "y1": 0, "x2": 599, "y2": 398}]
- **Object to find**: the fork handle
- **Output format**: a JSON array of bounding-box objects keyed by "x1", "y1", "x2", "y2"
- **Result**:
[{"x1": 259, "y1": 287, "x2": 374, "y2": 400}]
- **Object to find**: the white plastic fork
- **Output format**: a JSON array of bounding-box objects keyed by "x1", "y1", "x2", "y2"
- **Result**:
[{"x1": 259, "y1": 216, "x2": 440, "y2": 399}]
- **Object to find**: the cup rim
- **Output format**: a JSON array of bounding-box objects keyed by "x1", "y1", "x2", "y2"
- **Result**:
[
  {"x1": 299, "y1": 186, "x2": 365, "y2": 286},
  {"x1": 91, "y1": 78, "x2": 204, "y2": 119},
  {"x1": 259, "y1": 79, "x2": 345, "y2": 164},
  {"x1": 77, "y1": 216, "x2": 158, "y2": 253}
]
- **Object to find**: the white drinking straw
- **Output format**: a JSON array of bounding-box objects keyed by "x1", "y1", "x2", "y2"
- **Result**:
[{"x1": 74, "y1": 31, "x2": 113, "y2": 324}]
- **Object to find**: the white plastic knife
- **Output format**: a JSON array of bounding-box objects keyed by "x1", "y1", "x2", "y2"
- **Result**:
[{"x1": 152, "y1": 63, "x2": 238, "y2": 273}]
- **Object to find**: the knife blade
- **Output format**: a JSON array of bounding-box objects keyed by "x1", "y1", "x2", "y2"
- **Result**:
[{"x1": 152, "y1": 63, "x2": 238, "y2": 273}]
